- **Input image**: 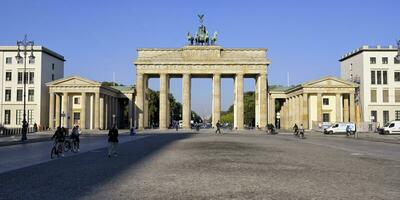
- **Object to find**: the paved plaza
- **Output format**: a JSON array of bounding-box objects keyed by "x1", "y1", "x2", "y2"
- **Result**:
[{"x1": 0, "y1": 130, "x2": 399, "y2": 200}]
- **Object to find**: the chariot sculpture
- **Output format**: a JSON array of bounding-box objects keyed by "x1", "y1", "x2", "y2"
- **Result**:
[{"x1": 187, "y1": 14, "x2": 218, "y2": 46}]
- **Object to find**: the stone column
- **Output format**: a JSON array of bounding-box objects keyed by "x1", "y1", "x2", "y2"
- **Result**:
[
  {"x1": 94, "y1": 92, "x2": 100, "y2": 129},
  {"x1": 143, "y1": 75, "x2": 149, "y2": 128},
  {"x1": 317, "y1": 93, "x2": 322, "y2": 123},
  {"x1": 288, "y1": 97, "x2": 292, "y2": 127},
  {"x1": 81, "y1": 92, "x2": 86, "y2": 129},
  {"x1": 55, "y1": 94, "x2": 61, "y2": 128},
  {"x1": 99, "y1": 95, "x2": 105, "y2": 129},
  {"x1": 62, "y1": 92, "x2": 69, "y2": 128},
  {"x1": 259, "y1": 73, "x2": 267, "y2": 127},
  {"x1": 108, "y1": 95, "x2": 112, "y2": 129},
  {"x1": 104, "y1": 95, "x2": 108, "y2": 129},
  {"x1": 335, "y1": 93, "x2": 341, "y2": 123},
  {"x1": 159, "y1": 74, "x2": 169, "y2": 130},
  {"x1": 299, "y1": 95, "x2": 303, "y2": 126},
  {"x1": 349, "y1": 92, "x2": 355, "y2": 122},
  {"x1": 234, "y1": 73, "x2": 244, "y2": 129},
  {"x1": 135, "y1": 73, "x2": 144, "y2": 130},
  {"x1": 255, "y1": 76, "x2": 260, "y2": 126},
  {"x1": 128, "y1": 96, "x2": 133, "y2": 128},
  {"x1": 343, "y1": 95, "x2": 349, "y2": 122},
  {"x1": 166, "y1": 77, "x2": 170, "y2": 128},
  {"x1": 49, "y1": 92, "x2": 55, "y2": 129},
  {"x1": 269, "y1": 97, "x2": 275, "y2": 127},
  {"x1": 182, "y1": 73, "x2": 191, "y2": 129},
  {"x1": 302, "y1": 94, "x2": 309, "y2": 129},
  {"x1": 283, "y1": 101, "x2": 288, "y2": 129},
  {"x1": 212, "y1": 73, "x2": 221, "y2": 128}
]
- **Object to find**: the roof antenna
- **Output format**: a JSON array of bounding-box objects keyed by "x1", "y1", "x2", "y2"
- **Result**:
[
  {"x1": 287, "y1": 72, "x2": 290, "y2": 87},
  {"x1": 113, "y1": 72, "x2": 115, "y2": 86}
]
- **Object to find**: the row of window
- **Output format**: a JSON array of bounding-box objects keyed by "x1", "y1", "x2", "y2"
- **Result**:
[
  {"x1": 370, "y1": 57, "x2": 400, "y2": 64},
  {"x1": 371, "y1": 110, "x2": 400, "y2": 124},
  {"x1": 370, "y1": 70, "x2": 388, "y2": 85},
  {"x1": 5, "y1": 71, "x2": 35, "y2": 84},
  {"x1": 3, "y1": 109, "x2": 34, "y2": 125},
  {"x1": 5, "y1": 57, "x2": 35, "y2": 64},
  {"x1": 4, "y1": 89, "x2": 35, "y2": 102},
  {"x1": 370, "y1": 88, "x2": 400, "y2": 103}
]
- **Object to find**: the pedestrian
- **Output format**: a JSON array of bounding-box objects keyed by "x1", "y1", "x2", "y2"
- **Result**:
[
  {"x1": 175, "y1": 121, "x2": 179, "y2": 131},
  {"x1": 71, "y1": 125, "x2": 81, "y2": 151},
  {"x1": 346, "y1": 124, "x2": 351, "y2": 136},
  {"x1": 293, "y1": 123, "x2": 298, "y2": 136},
  {"x1": 215, "y1": 120, "x2": 221, "y2": 134},
  {"x1": 108, "y1": 124, "x2": 119, "y2": 157}
]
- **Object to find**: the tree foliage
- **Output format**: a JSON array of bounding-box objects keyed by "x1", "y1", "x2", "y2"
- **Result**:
[{"x1": 220, "y1": 91, "x2": 255, "y2": 126}]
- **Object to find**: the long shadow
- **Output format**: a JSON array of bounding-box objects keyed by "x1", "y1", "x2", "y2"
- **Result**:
[{"x1": 0, "y1": 133, "x2": 193, "y2": 200}]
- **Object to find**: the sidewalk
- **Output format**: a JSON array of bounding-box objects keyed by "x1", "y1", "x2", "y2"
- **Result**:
[{"x1": 0, "y1": 129, "x2": 132, "y2": 147}]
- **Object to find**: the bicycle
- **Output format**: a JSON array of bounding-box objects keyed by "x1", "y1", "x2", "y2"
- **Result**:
[
  {"x1": 64, "y1": 138, "x2": 79, "y2": 153},
  {"x1": 50, "y1": 141, "x2": 63, "y2": 159}
]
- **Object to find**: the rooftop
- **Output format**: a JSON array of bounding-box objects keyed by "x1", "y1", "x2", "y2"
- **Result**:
[
  {"x1": 0, "y1": 46, "x2": 65, "y2": 61},
  {"x1": 339, "y1": 44, "x2": 398, "y2": 61}
]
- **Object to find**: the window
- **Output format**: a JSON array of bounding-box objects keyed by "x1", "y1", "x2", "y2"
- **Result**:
[
  {"x1": 29, "y1": 57, "x2": 35, "y2": 64},
  {"x1": 5, "y1": 72, "x2": 12, "y2": 81},
  {"x1": 396, "y1": 111, "x2": 400, "y2": 120},
  {"x1": 28, "y1": 89, "x2": 34, "y2": 102},
  {"x1": 383, "y1": 89, "x2": 389, "y2": 103},
  {"x1": 29, "y1": 72, "x2": 34, "y2": 84},
  {"x1": 74, "y1": 97, "x2": 80, "y2": 105},
  {"x1": 383, "y1": 71, "x2": 387, "y2": 84},
  {"x1": 17, "y1": 57, "x2": 23, "y2": 64},
  {"x1": 323, "y1": 113, "x2": 330, "y2": 122},
  {"x1": 382, "y1": 57, "x2": 388, "y2": 64},
  {"x1": 73, "y1": 112, "x2": 80, "y2": 125},
  {"x1": 323, "y1": 98, "x2": 329, "y2": 105},
  {"x1": 5, "y1": 57, "x2": 12, "y2": 64},
  {"x1": 24, "y1": 72, "x2": 28, "y2": 83},
  {"x1": 370, "y1": 57, "x2": 376, "y2": 64},
  {"x1": 4, "y1": 110, "x2": 11, "y2": 125},
  {"x1": 17, "y1": 72, "x2": 23, "y2": 84},
  {"x1": 16, "y1": 110, "x2": 22, "y2": 125},
  {"x1": 28, "y1": 110, "x2": 34, "y2": 124},
  {"x1": 395, "y1": 57, "x2": 400, "y2": 64},
  {"x1": 52, "y1": 74, "x2": 54, "y2": 81},
  {"x1": 395, "y1": 72, "x2": 400, "y2": 82},
  {"x1": 371, "y1": 71, "x2": 376, "y2": 84},
  {"x1": 17, "y1": 89, "x2": 23, "y2": 102},
  {"x1": 5, "y1": 89, "x2": 11, "y2": 101},
  {"x1": 383, "y1": 111, "x2": 389, "y2": 125},
  {"x1": 395, "y1": 90, "x2": 400, "y2": 103},
  {"x1": 377, "y1": 71, "x2": 382, "y2": 84},
  {"x1": 52, "y1": 63, "x2": 55, "y2": 70},
  {"x1": 371, "y1": 89, "x2": 377, "y2": 102},
  {"x1": 371, "y1": 110, "x2": 377, "y2": 122}
]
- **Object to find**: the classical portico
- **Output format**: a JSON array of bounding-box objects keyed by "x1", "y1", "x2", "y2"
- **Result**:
[
  {"x1": 134, "y1": 46, "x2": 270, "y2": 130},
  {"x1": 46, "y1": 76, "x2": 135, "y2": 130},
  {"x1": 269, "y1": 77, "x2": 358, "y2": 130}
]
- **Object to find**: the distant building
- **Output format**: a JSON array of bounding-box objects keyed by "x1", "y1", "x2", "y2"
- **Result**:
[
  {"x1": 0, "y1": 46, "x2": 65, "y2": 129},
  {"x1": 340, "y1": 45, "x2": 400, "y2": 126}
]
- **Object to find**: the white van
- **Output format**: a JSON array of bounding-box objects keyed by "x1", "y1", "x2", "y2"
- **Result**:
[
  {"x1": 324, "y1": 122, "x2": 356, "y2": 134},
  {"x1": 379, "y1": 121, "x2": 400, "y2": 135}
]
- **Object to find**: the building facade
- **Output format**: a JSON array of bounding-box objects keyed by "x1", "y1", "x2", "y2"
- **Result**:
[
  {"x1": 269, "y1": 77, "x2": 357, "y2": 130},
  {"x1": 0, "y1": 46, "x2": 65, "y2": 129},
  {"x1": 340, "y1": 45, "x2": 400, "y2": 126},
  {"x1": 46, "y1": 76, "x2": 135, "y2": 130}
]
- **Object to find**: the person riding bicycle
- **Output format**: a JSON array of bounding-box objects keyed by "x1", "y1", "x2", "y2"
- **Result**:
[
  {"x1": 293, "y1": 123, "x2": 299, "y2": 135},
  {"x1": 70, "y1": 125, "x2": 81, "y2": 151},
  {"x1": 51, "y1": 126, "x2": 65, "y2": 157},
  {"x1": 299, "y1": 124, "x2": 305, "y2": 138}
]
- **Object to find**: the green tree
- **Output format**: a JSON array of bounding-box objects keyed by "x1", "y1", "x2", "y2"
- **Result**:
[
  {"x1": 219, "y1": 91, "x2": 255, "y2": 126},
  {"x1": 101, "y1": 81, "x2": 124, "y2": 87}
]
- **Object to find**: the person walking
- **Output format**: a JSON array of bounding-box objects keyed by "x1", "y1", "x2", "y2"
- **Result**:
[
  {"x1": 215, "y1": 120, "x2": 221, "y2": 134},
  {"x1": 108, "y1": 124, "x2": 119, "y2": 158},
  {"x1": 71, "y1": 125, "x2": 81, "y2": 151}
]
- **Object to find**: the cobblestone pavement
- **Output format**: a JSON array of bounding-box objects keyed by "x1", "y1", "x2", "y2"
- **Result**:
[{"x1": 0, "y1": 131, "x2": 399, "y2": 200}]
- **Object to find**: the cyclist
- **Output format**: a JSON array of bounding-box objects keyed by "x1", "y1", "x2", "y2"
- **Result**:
[
  {"x1": 293, "y1": 123, "x2": 299, "y2": 136},
  {"x1": 51, "y1": 126, "x2": 65, "y2": 157},
  {"x1": 70, "y1": 125, "x2": 81, "y2": 151}
]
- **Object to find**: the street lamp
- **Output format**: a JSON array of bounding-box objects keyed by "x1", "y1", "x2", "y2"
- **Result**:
[{"x1": 16, "y1": 35, "x2": 35, "y2": 141}]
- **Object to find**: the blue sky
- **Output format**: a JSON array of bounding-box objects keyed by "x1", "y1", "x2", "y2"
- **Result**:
[{"x1": 1, "y1": 0, "x2": 399, "y2": 117}]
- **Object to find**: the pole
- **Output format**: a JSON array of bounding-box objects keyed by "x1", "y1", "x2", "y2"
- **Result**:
[{"x1": 22, "y1": 43, "x2": 27, "y2": 141}]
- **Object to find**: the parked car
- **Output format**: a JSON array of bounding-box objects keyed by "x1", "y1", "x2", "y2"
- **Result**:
[
  {"x1": 324, "y1": 122, "x2": 356, "y2": 134},
  {"x1": 378, "y1": 121, "x2": 400, "y2": 135}
]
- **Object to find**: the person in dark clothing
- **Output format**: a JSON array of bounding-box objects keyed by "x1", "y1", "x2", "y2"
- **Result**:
[
  {"x1": 52, "y1": 126, "x2": 65, "y2": 157},
  {"x1": 215, "y1": 120, "x2": 221, "y2": 134},
  {"x1": 108, "y1": 124, "x2": 119, "y2": 157},
  {"x1": 293, "y1": 123, "x2": 299, "y2": 136},
  {"x1": 70, "y1": 125, "x2": 81, "y2": 151}
]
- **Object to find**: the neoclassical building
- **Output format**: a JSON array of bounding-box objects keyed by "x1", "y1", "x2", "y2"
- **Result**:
[
  {"x1": 46, "y1": 76, "x2": 135, "y2": 130},
  {"x1": 134, "y1": 45, "x2": 271, "y2": 130},
  {"x1": 269, "y1": 77, "x2": 358, "y2": 130}
]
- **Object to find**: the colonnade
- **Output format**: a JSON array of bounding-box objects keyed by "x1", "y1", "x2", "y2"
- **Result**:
[
  {"x1": 277, "y1": 92, "x2": 355, "y2": 130},
  {"x1": 135, "y1": 72, "x2": 268, "y2": 130},
  {"x1": 48, "y1": 92, "x2": 121, "y2": 130}
]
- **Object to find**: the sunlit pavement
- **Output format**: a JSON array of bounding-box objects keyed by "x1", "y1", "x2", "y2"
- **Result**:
[{"x1": 0, "y1": 130, "x2": 399, "y2": 200}]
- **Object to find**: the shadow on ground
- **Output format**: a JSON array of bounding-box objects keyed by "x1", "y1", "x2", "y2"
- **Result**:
[{"x1": 0, "y1": 133, "x2": 193, "y2": 200}]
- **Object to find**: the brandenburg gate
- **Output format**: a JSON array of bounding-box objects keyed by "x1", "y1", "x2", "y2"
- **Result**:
[{"x1": 134, "y1": 16, "x2": 271, "y2": 130}]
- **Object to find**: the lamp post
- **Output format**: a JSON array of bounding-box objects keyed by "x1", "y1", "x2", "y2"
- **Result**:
[{"x1": 16, "y1": 35, "x2": 35, "y2": 141}]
